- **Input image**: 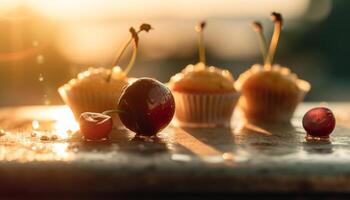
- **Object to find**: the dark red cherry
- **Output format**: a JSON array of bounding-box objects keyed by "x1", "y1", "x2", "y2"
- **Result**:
[
  {"x1": 302, "y1": 107, "x2": 336, "y2": 138},
  {"x1": 79, "y1": 112, "x2": 113, "y2": 140},
  {"x1": 118, "y1": 78, "x2": 175, "y2": 136}
]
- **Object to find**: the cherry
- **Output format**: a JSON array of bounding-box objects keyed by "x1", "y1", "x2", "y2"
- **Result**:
[
  {"x1": 79, "y1": 112, "x2": 113, "y2": 140},
  {"x1": 118, "y1": 78, "x2": 175, "y2": 136},
  {"x1": 79, "y1": 78, "x2": 175, "y2": 138},
  {"x1": 302, "y1": 107, "x2": 336, "y2": 138}
]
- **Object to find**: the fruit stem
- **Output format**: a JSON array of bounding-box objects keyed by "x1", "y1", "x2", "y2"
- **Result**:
[
  {"x1": 111, "y1": 36, "x2": 135, "y2": 70},
  {"x1": 123, "y1": 28, "x2": 139, "y2": 76},
  {"x1": 252, "y1": 21, "x2": 268, "y2": 65},
  {"x1": 102, "y1": 109, "x2": 124, "y2": 115},
  {"x1": 195, "y1": 21, "x2": 206, "y2": 66},
  {"x1": 106, "y1": 23, "x2": 152, "y2": 82},
  {"x1": 265, "y1": 12, "x2": 283, "y2": 70}
]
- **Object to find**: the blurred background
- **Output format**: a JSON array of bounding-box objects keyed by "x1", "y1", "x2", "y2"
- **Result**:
[{"x1": 0, "y1": 0, "x2": 347, "y2": 106}]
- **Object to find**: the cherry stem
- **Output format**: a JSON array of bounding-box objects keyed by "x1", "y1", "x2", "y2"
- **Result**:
[
  {"x1": 123, "y1": 28, "x2": 139, "y2": 75},
  {"x1": 102, "y1": 109, "x2": 124, "y2": 116},
  {"x1": 265, "y1": 12, "x2": 283, "y2": 70},
  {"x1": 106, "y1": 23, "x2": 152, "y2": 82},
  {"x1": 111, "y1": 29, "x2": 141, "y2": 69},
  {"x1": 252, "y1": 21, "x2": 268, "y2": 64},
  {"x1": 195, "y1": 21, "x2": 206, "y2": 65}
]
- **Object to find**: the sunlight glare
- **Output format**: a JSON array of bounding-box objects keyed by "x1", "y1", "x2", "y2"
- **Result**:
[
  {"x1": 32, "y1": 120, "x2": 40, "y2": 130},
  {"x1": 52, "y1": 143, "x2": 70, "y2": 159},
  {"x1": 51, "y1": 106, "x2": 79, "y2": 139}
]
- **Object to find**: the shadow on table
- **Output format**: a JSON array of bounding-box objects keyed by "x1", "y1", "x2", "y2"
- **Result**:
[
  {"x1": 237, "y1": 122, "x2": 300, "y2": 156},
  {"x1": 76, "y1": 126, "x2": 198, "y2": 156},
  {"x1": 101, "y1": 128, "x2": 170, "y2": 155},
  {"x1": 171, "y1": 126, "x2": 235, "y2": 158},
  {"x1": 302, "y1": 140, "x2": 334, "y2": 154}
]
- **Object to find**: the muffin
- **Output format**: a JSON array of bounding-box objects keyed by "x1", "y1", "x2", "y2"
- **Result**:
[
  {"x1": 168, "y1": 22, "x2": 239, "y2": 127},
  {"x1": 58, "y1": 23, "x2": 152, "y2": 127},
  {"x1": 59, "y1": 67, "x2": 128, "y2": 127},
  {"x1": 236, "y1": 64, "x2": 310, "y2": 122},
  {"x1": 169, "y1": 62, "x2": 239, "y2": 127},
  {"x1": 236, "y1": 12, "x2": 310, "y2": 123}
]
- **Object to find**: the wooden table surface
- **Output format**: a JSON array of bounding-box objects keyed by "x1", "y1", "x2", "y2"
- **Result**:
[{"x1": 0, "y1": 103, "x2": 350, "y2": 197}]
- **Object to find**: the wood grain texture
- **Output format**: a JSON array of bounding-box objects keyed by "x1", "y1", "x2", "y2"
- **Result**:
[{"x1": 0, "y1": 103, "x2": 349, "y2": 195}]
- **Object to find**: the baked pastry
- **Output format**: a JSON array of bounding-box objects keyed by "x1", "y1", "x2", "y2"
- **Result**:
[
  {"x1": 236, "y1": 13, "x2": 310, "y2": 123},
  {"x1": 59, "y1": 24, "x2": 152, "y2": 127},
  {"x1": 59, "y1": 67, "x2": 127, "y2": 127},
  {"x1": 168, "y1": 22, "x2": 239, "y2": 127}
]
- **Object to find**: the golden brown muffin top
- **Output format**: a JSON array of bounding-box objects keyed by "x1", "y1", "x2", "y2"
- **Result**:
[
  {"x1": 168, "y1": 62, "x2": 236, "y2": 93},
  {"x1": 61, "y1": 67, "x2": 128, "y2": 92},
  {"x1": 235, "y1": 64, "x2": 310, "y2": 93}
]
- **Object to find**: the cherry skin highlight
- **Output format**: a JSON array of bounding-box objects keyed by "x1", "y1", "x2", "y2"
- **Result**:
[
  {"x1": 302, "y1": 107, "x2": 336, "y2": 138},
  {"x1": 118, "y1": 78, "x2": 175, "y2": 136},
  {"x1": 79, "y1": 112, "x2": 113, "y2": 140}
]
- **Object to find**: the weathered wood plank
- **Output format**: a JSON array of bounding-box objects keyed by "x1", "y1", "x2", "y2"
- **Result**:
[{"x1": 0, "y1": 103, "x2": 348, "y2": 194}]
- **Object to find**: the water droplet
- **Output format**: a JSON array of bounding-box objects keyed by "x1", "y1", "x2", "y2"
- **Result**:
[
  {"x1": 171, "y1": 154, "x2": 192, "y2": 162},
  {"x1": 51, "y1": 135, "x2": 58, "y2": 141},
  {"x1": 0, "y1": 129, "x2": 6, "y2": 136},
  {"x1": 32, "y1": 40, "x2": 39, "y2": 47},
  {"x1": 44, "y1": 99, "x2": 51, "y2": 105},
  {"x1": 40, "y1": 135, "x2": 49, "y2": 141},
  {"x1": 32, "y1": 120, "x2": 40, "y2": 130},
  {"x1": 36, "y1": 54, "x2": 45, "y2": 64},
  {"x1": 149, "y1": 98, "x2": 155, "y2": 104},
  {"x1": 202, "y1": 156, "x2": 224, "y2": 163},
  {"x1": 38, "y1": 73, "x2": 44, "y2": 82},
  {"x1": 43, "y1": 94, "x2": 50, "y2": 105},
  {"x1": 222, "y1": 152, "x2": 234, "y2": 161}
]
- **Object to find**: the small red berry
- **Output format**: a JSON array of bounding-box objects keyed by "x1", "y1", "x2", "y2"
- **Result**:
[
  {"x1": 79, "y1": 112, "x2": 113, "y2": 140},
  {"x1": 118, "y1": 78, "x2": 175, "y2": 136},
  {"x1": 302, "y1": 107, "x2": 336, "y2": 138}
]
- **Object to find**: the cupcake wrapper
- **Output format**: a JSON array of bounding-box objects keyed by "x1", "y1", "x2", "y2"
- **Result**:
[
  {"x1": 240, "y1": 87, "x2": 308, "y2": 123},
  {"x1": 173, "y1": 91, "x2": 240, "y2": 127},
  {"x1": 58, "y1": 87, "x2": 123, "y2": 127}
]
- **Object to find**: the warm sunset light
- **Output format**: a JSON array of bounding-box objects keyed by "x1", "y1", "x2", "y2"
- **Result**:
[
  {"x1": 15, "y1": 106, "x2": 79, "y2": 139},
  {"x1": 52, "y1": 143, "x2": 70, "y2": 159},
  {"x1": 0, "y1": 0, "x2": 331, "y2": 65},
  {"x1": 28, "y1": 0, "x2": 311, "y2": 20},
  {"x1": 51, "y1": 106, "x2": 79, "y2": 139},
  {"x1": 1, "y1": 0, "x2": 350, "y2": 198}
]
